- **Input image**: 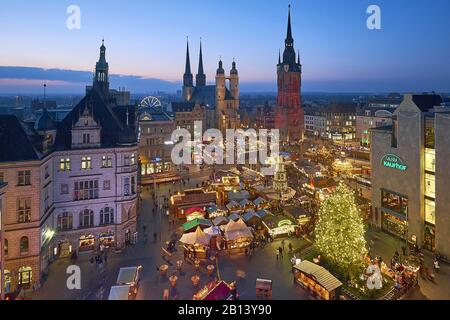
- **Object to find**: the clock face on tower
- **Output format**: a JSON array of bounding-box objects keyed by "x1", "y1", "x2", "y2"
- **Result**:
[{"x1": 284, "y1": 65, "x2": 289, "y2": 72}]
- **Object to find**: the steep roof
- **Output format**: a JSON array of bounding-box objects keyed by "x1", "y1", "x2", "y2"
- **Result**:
[
  {"x1": 412, "y1": 94, "x2": 442, "y2": 112},
  {"x1": 0, "y1": 115, "x2": 40, "y2": 162},
  {"x1": 171, "y1": 101, "x2": 196, "y2": 113},
  {"x1": 54, "y1": 89, "x2": 136, "y2": 150},
  {"x1": 35, "y1": 108, "x2": 57, "y2": 131}
]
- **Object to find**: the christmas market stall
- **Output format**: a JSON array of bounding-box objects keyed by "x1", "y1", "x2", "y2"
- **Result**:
[
  {"x1": 212, "y1": 216, "x2": 229, "y2": 227},
  {"x1": 243, "y1": 210, "x2": 266, "y2": 231},
  {"x1": 193, "y1": 280, "x2": 237, "y2": 300},
  {"x1": 226, "y1": 200, "x2": 241, "y2": 213},
  {"x1": 182, "y1": 218, "x2": 213, "y2": 233},
  {"x1": 262, "y1": 215, "x2": 298, "y2": 239},
  {"x1": 179, "y1": 227, "x2": 212, "y2": 260},
  {"x1": 206, "y1": 205, "x2": 228, "y2": 218},
  {"x1": 224, "y1": 218, "x2": 254, "y2": 254},
  {"x1": 239, "y1": 198, "x2": 255, "y2": 211},
  {"x1": 293, "y1": 260, "x2": 342, "y2": 300},
  {"x1": 185, "y1": 207, "x2": 206, "y2": 221},
  {"x1": 228, "y1": 212, "x2": 241, "y2": 222},
  {"x1": 253, "y1": 197, "x2": 269, "y2": 210}
]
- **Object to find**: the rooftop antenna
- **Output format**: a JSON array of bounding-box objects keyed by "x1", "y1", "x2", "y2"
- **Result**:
[{"x1": 43, "y1": 82, "x2": 47, "y2": 109}]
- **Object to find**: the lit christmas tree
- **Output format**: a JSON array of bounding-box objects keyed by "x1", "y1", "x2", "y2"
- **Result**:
[{"x1": 315, "y1": 182, "x2": 367, "y2": 278}]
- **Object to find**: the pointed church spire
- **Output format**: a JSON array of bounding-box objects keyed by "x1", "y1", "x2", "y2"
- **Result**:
[
  {"x1": 286, "y1": 5, "x2": 293, "y2": 43},
  {"x1": 278, "y1": 50, "x2": 281, "y2": 64},
  {"x1": 93, "y1": 39, "x2": 109, "y2": 99},
  {"x1": 196, "y1": 38, "x2": 206, "y2": 86},
  {"x1": 297, "y1": 49, "x2": 300, "y2": 64},
  {"x1": 183, "y1": 37, "x2": 193, "y2": 87},
  {"x1": 185, "y1": 37, "x2": 192, "y2": 75}
]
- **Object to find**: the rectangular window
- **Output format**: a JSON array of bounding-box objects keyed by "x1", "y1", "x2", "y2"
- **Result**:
[
  {"x1": 17, "y1": 198, "x2": 31, "y2": 223},
  {"x1": 60, "y1": 158, "x2": 71, "y2": 171},
  {"x1": 74, "y1": 180, "x2": 99, "y2": 201},
  {"x1": 381, "y1": 189, "x2": 408, "y2": 216},
  {"x1": 124, "y1": 155, "x2": 131, "y2": 166},
  {"x1": 18, "y1": 170, "x2": 31, "y2": 186},
  {"x1": 131, "y1": 176, "x2": 136, "y2": 195},
  {"x1": 425, "y1": 148, "x2": 435, "y2": 173},
  {"x1": 425, "y1": 199, "x2": 435, "y2": 225},
  {"x1": 425, "y1": 173, "x2": 435, "y2": 199},
  {"x1": 61, "y1": 184, "x2": 69, "y2": 195},
  {"x1": 81, "y1": 156, "x2": 92, "y2": 170},
  {"x1": 103, "y1": 180, "x2": 111, "y2": 190},
  {"x1": 83, "y1": 134, "x2": 90, "y2": 144},
  {"x1": 123, "y1": 177, "x2": 130, "y2": 196},
  {"x1": 131, "y1": 153, "x2": 136, "y2": 166},
  {"x1": 102, "y1": 155, "x2": 112, "y2": 168}
]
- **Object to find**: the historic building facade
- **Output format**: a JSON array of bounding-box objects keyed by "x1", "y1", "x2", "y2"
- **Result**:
[
  {"x1": 181, "y1": 40, "x2": 240, "y2": 134},
  {"x1": 138, "y1": 107, "x2": 179, "y2": 184},
  {"x1": 275, "y1": 5, "x2": 304, "y2": 143},
  {"x1": 0, "y1": 41, "x2": 139, "y2": 294}
]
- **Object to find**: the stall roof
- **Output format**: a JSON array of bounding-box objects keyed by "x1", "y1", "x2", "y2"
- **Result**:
[
  {"x1": 256, "y1": 209, "x2": 270, "y2": 219},
  {"x1": 227, "y1": 190, "x2": 250, "y2": 202},
  {"x1": 180, "y1": 226, "x2": 211, "y2": 245},
  {"x1": 212, "y1": 216, "x2": 229, "y2": 226},
  {"x1": 116, "y1": 267, "x2": 140, "y2": 285},
  {"x1": 185, "y1": 206, "x2": 206, "y2": 215},
  {"x1": 293, "y1": 261, "x2": 342, "y2": 292},
  {"x1": 226, "y1": 200, "x2": 241, "y2": 211},
  {"x1": 182, "y1": 219, "x2": 212, "y2": 232},
  {"x1": 194, "y1": 281, "x2": 233, "y2": 300},
  {"x1": 228, "y1": 213, "x2": 241, "y2": 222},
  {"x1": 239, "y1": 198, "x2": 253, "y2": 207},
  {"x1": 253, "y1": 197, "x2": 267, "y2": 206},
  {"x1": 108, "y1": 285, "x2": 131, "y2": 300}
]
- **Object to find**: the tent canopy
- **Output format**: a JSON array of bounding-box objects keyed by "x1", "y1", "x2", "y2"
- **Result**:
[
  {"x1": 224, "y1": 218, "x2": 253, "y2": 241},
  {"x1": 180, "y1": 226, "x2": 211, "y2": 245},
  {"x1": 204, "y1": 226, "x2": 222, "y2": 236},
  {"x1": 182, "y1": 218, "x2": 212, "y2": 233}
]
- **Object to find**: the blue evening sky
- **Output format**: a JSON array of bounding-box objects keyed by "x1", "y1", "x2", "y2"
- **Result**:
[{"x1": 0, "y1": 0, "x2": 449, "y2": 92}]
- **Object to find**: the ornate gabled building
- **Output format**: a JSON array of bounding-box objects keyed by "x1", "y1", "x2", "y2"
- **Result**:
[
  {"x1": 275, "y1": 5, "x2": 304, "y2": 143},
  {"x1": 0, "y1": 41, "x2": 139, "y2": 296},
  {"x1": 181, "y1": 39, "x2": 240, "y2": 133}
]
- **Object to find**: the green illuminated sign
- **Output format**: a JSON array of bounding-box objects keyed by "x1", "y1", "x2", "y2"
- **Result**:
[
  {"x1": 278, "y1": 219, "x2": 293, "y2": 227},
  {"x1": 381, "y1": 154, "x2": 407, "y2": 171}
]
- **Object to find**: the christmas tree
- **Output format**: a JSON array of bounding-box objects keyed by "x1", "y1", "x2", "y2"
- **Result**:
[{"x1": 315, "y1": 182, "x2": 367, "y2": 278}]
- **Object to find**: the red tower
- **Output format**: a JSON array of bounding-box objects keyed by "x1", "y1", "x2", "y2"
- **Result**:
[{"x1": 276, "y1": 5, "x2": 304, "y2": 143}]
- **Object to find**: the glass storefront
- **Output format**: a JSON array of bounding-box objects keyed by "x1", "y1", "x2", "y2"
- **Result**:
[
  {"x1": 425, "y1": 173, "x2": 435, "y2": 199},
  {"x1": 18, "y1": 266, "x2": 33, "y2": 288},
  {"x1": 381, "y1": 189, "x2": 408, "y2": 217},
  {"x1": 79, "y1": 235, "x2": 95, "y2": 252},
  {"x1": 424, "y1": 223, "x2": 435, "y2": 252},
  {"x1": 382, "y1": 212, "x2": 408, "y2": 239}
]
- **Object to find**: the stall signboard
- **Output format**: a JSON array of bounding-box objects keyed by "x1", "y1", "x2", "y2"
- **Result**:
[{"x1": 381, "y1": 154, "x2": 407, "y2": 171}]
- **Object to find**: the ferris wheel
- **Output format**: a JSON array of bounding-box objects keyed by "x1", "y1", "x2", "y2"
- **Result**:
[{"x1": 139, "y1": 96, "x2": 162, "y2": 109}]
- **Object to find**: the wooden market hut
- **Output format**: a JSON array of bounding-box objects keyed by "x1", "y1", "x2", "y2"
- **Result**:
[
  {"x1": 224, "y1": 218, "x2": 254, "y2": 253},
  {"x1": 179, "y1": 226, "x2": 212, "y2": 259},
  {"x1": 292, "y1": 260, "x2": 342, "y2": 300}
]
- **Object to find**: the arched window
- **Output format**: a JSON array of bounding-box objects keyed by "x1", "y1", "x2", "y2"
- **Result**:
[
  {"x1": 20, "y1": 236, "x2": 29, "y2": 254},
  {"x1": 79, "y1": 209, "x2": 94, "y2": 228},
  {"x1": 57, "y1": 212, "x2": 73, "y2": 231},
  {"x1": 100, "y1": 207, "x2": 114, "y2": 225}
]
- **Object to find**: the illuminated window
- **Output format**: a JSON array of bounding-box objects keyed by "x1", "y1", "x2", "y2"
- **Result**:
[
  {"x1": 18, "y1": 198, "x2": 31, "y2": 223},
  {"x1": 81, "y1": 156, "x2": 92, "y2": 170},
  {"x1": 102, "y1": 155, "x2": 112, "y2": 168},
  {"x1": 18, "y1": 170, "x2": 31, "y2": 186},
  {"x1": 425, "y1": 149, "x2": 435, "y2": 173},
  {"x1": 425, "y1": 173, "x2": 435, "y2": 199},
  {"x1": 20, "y1": 236, "x2": 29, "y2": 254},
  {"x1": 425, "y1": 199, "x2": 435, "y2": 225},
  {"x1": 60, "y1": 158, "x2": 71, "y2": 171}
]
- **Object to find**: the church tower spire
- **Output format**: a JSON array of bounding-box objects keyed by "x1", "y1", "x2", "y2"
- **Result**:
[
  {"x1": 283, "y1": 5, "x2": 296, "y2": 66},
  {"x1": 183, "y1": 37, "x2": 194, "y2": 101},
  {"x1": 196, "y1": 39, "x2": 206, "y2": 87},
  {"x1": 93, "y1": 39, "x2": 110, "y2": 100}
]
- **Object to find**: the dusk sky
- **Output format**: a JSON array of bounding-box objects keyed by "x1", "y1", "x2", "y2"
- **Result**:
[{"x1": 1, "y1": 0, "x2": 450, "y2": 93}]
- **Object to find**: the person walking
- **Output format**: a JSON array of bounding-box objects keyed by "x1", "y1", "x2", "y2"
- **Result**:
[
  {"x1": 276, "y1": 249, "x2": 279, "y2": 261},
  {"x1": 153, "y1": 232, "x2": 157, "y2": 243},
  {"x1": 278, "y1": 246, "x2": 283, "y2": 258}
]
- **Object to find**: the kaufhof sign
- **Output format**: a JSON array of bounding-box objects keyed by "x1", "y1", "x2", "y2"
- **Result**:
[{"x1": 381, "y1": 154, "x2": 407, "y2": 171}]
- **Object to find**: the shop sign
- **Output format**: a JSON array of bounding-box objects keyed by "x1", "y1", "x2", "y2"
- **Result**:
[
  {"x1": 381, "y1": 154, "x2": 407, "y2": 171},
  {"x1": 278, "y1": 219, "x2": 293, "y2": 227}
]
